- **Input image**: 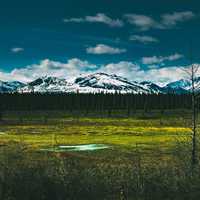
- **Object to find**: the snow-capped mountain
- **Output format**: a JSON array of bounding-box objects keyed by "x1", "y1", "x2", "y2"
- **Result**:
[
  {"x1": 166, "y1": 79, "x2": 191, "y2": 90},
  {"x1": 140, "y1": 81, "x2": 165, "y2": 94},
  {"x1": 166, "y1": 79, "x2": 190, "y2": 88},
  {"x1": 164, "y1": 77, "x2": 200, "y2": 93},
  {"x1": 0, "y1": 81, "x2": 25, "y2": 92},
  {"x1": 74, "y1": 73, "x2": 150, "y2": 93},
  {"x1": 0, "y1": 72, "x2": 197, "y2": 94},
  {"x1": 18, "y1": 76, "x2": 74, "y2": 93},
  {"x1": 18, "y1": 73, "x2": 153, "y2": 94}
]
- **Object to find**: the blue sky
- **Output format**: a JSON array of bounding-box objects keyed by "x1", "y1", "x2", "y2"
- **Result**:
[{"x1": 0, "y1": 0, "x2": 200, "y2": 84}]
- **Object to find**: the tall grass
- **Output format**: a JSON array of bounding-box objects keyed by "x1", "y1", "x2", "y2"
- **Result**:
[{"x1": 1, "y1": 141, "x2": 200, "y2": 200}]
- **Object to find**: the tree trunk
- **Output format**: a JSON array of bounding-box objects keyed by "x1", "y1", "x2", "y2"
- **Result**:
[
  {"x1": 192, "y1": 92, "x2": 197, "y2": 166},
  {"x1": 191, "y1": 66, "x2": 197, "y2": 167}
]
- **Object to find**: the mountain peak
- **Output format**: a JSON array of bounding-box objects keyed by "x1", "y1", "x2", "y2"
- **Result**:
[
  {"x1": 0, "y1": 73, "x2": 197, "y2": 94},
  {"x1": 0, "y1": 80, "x2": 25, "y2": 93}
]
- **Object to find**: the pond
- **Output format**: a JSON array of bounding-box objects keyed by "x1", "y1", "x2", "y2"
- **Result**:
[{"x1": 40, "y1": 144, "x2": 109, "y2": 152}]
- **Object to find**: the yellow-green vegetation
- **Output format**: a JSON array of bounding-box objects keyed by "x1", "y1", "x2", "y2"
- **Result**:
[
  {"x1": 0, "y1": 117, "x2": 192, "y2": 154},
  {"x1": 1, "y1": 115, "x2": 200, "y2": 200}
]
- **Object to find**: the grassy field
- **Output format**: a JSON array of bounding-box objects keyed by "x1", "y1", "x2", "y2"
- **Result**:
[
  {"x1": 1, "y1": 111, "x2": 200, "y2": 200},
  {"x1": 0, "y1": 114, "x2": 192, "y2": 151}
]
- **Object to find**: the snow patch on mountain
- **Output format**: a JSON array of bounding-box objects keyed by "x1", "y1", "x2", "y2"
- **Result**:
[
  {"x1": 0, "y1": 81, "x2": 25, "y2": 92},
  {"x1": 0, "y1": 72, "x2": 198, "y2": 94},
  {"x1": 74, "y1": 73, "x2": 150, "y2": 93},
  {"x1": 18, "y1": 76, "x2": 74, "y2": 93}
]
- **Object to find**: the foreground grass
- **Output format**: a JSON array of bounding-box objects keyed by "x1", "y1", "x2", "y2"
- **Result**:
[
  {"x1": 1, "y1": 114, "x2": 199, "y2": 200},
  {"x1": 0, "y1": 141, "x2": 199, "y2": 200}
]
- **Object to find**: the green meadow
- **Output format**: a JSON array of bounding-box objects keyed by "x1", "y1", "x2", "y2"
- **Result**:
[
  {"x1": 0, "y1": 115, "x2": 192, "y2": 151},
  {"x1": 1, "y1": 112, "x2": 200, "y2": 200}
]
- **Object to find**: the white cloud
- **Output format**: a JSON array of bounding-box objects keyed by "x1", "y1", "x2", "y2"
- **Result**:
[
  {"x1": 161, "y1": 11, "x2": 195, "y2": 26},
  {"x1": 129, "y1": 35, "x2": 159, "y2": 43},
  {"x1": 63, "y1": 18, "x2": 84, "y2": 23},
  {"x1": 99, "y1": 61, "x2": 193, "y2": 86},
  {"x1": 142, "y1": 53, "x2": 183, "y2": 65},
  {"x1": 11, "y1": 47, "x2": 24, "y2": 53},
  {"x1": 147, "y1": 65, "x2": 159, "y2": 69},
  {"x1": 0, "y1": 71, "x2": 13, "y2": 81},
  {"x1": 101, "y1": 62, "x2": 193, "y2": 86},
  {"x1": 167, "y1": 53, "x2": 183, "y2": 61},
  {"x1": 137, "y1": 66, "x2": 187, "y2": 86},
  {"x1": 142, "y1": 56, "x2": 164, "y2": 65},
  {"x1": 0, "y1": 57, "x2": 198, "y2": 86},
  {"x1": 64, "y1": 13, "x2": 124, "y2": 27},
  {"x1": 124, "y1": 11, "x2": 195, "y2": 31},
  {"x1": 64, "y1": 11, "x2": 195, "y2": 30},
  {"x1": 124, "y1": 14, "x2": 161, "y2": 31},
  {"x1": 100, "y1": 61, "x2": 140, "y2": 78},
  {"x1": 86, "y1": 44, "x2": 126, "y2": 54},
  {"x1": 0, "y1": 58, "x2": 96, "y2": 83}
]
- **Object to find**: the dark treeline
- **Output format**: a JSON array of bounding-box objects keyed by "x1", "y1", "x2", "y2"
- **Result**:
[{"x1": 0, "y1": 93, "x2": 195, "y2": 112}]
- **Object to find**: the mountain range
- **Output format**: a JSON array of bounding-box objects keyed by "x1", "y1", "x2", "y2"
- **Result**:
[{"x1": 0, "y1": 72, "x2": 194, "y2": 94}]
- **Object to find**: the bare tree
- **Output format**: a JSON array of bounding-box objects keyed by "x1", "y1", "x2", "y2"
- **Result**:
[
  {"x1": 183, "y1": 63, "x2": 200, "y2": 166},
  {"x1": 0, "y1": 111, "x2": 2, "y2": 122}
]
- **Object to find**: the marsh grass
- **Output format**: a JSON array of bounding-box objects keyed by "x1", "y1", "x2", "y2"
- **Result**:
[
  {"x1": 0, "y1": 113, "x2": 200, "y2": 199},
  {"x1": 1, "y1": 140, "x2": 200, "y2": 200}
]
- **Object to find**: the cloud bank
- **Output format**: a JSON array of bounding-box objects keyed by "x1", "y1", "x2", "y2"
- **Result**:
[{"x1": 0, "y1": 58, "x2": 196, "y2": 86}]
